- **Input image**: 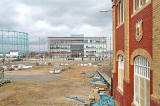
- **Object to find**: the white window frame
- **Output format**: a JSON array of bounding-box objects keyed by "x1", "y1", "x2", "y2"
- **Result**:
[
  {"x1": 123, "y1": 0, "x2": 124, "y2": 22},
  {"x1": 134, "y1": 56, "x2": 150, "y2": 106},
  {"x1": 118, "y1": 55, "x2": 124, "y2": 92},
  {"x1": 133, "y1": 0, "x2": 150, "y2": 13},
  {"x1": 117, "y1": 0, "x2": 124, "y2": 26},
  {"x1": 134, "y1": 56, "x2": 150, "y2": 80}
]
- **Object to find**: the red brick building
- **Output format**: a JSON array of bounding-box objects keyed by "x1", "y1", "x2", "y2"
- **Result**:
[{"x1": 112, "y1": 0, "x2": 160, "y2": 106}]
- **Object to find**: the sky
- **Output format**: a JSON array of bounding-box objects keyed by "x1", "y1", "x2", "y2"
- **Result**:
[{"x1": 0, "y1": 0, "x2": 112, "y2": 51}]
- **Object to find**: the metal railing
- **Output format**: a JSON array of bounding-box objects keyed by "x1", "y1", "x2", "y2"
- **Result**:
[{"x1": 0, "y1": 67, "x2": 4, "y2": 82}]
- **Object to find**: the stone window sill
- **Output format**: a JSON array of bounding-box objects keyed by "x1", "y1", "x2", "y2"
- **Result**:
[
  {"x1": 116, "y1": 23, "x2": 124, "y2": 29},
  {"x1": 117, "y1": 87, "x2": 123, "y2": 95}
]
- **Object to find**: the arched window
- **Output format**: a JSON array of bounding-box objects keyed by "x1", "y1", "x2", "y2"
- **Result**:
[
  {"x1": 134, "y1": 56, "x2": 150, "y2": 106},
  {"x1": 134, "y1": 56, "x2": 150, "y2": 79},
  {"x1": 118, "y1": 55, "x2": 124, "y2": 92}
]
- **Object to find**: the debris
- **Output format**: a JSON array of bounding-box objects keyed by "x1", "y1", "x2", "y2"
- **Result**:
[
  {"x1": 89, "y1": 73, "x2": 96, "y2": 78},
  {"x1": 93, "y1": 89, "x2": 99, "y2": 94},
  {"x1": 48, "y1": 62, "x2": 52, "y2": 66},
  {"x1": 64, "y1": 96, "x2": 86, "y2": 103},
  {"x1": 90, "y1": 72, "x2": 105, "y2": 85},
  {"x1": 80, "y1": 71, "x2": 86, "y2": 74},
  {"x1": 65, "y1": 63, "x2": 69, "y2": 66},
  {"x1": 7, "y1": 64, "x2": 33, "y2": 71},
  {"x1": 23, "y1": 65, "x2": 32, "y2": 69},
  {"x1": 99, "y1": 91, "x2": 105, "y2": 95},
  {"x1": 17, "y1": 64, "x2": 24, "y2": 70},
  {"x1": 94, "y1": 83, "x2": 107, "y2": 89},
  {"x1": 2, "y1": 66, "x2": 7, "y2": 71},
  {"x1": 93, "y1": 65, "x2": 97, "y2": 67},
  {"x1": 88, "y1": 63, "x2": 92, "y2": 66},
  {"x1": 49, "y1": 68, "x2": 63, "y2": 74},
  {"x1": 98, "y1": 88, "x2": 105, "y2": 91},
  {"x1": 89, "y1": 94, "x2": 95, "y2": 101},
  {"x1": 0, "y1": 79, "x2": 11, "y2": 87},
  {"x1": 54, "y1": 63, "x2": 60, "y2": 66}
]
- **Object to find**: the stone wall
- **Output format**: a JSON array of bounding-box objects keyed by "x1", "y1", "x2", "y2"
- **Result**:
[{"x1": 152, "y1": 0, "x2": 160, "y2": 104}]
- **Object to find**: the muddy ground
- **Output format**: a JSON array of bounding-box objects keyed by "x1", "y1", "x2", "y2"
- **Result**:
[{"x1": 0, "y1": 64, "x2": 98, "y2": 106}]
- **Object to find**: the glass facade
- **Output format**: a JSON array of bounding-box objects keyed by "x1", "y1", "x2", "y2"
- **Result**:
[
  {"x1": 48, "y1": 37, "x2": 107, "y2": 59},
  {"x1": 84, "y1": 37, "x2": 107, "y2": 58},
  {"x1": 0, "y1": 30, "x2": 29, "y2": 56}
]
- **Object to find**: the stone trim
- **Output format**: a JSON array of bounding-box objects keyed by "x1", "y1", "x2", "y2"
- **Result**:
[
  {"x1": 124, "y1": 0, "x2": 130, "y2": 82},
  {"x1": 131, "y1": 102, "x2": 136, "y2": 106},
  {"x1": 116, "y1": 22, "x2": 124, "y2": 29},
  {"x1": 130, "y1": 48, "x2": 152, "y2": 69},
  {"x1": 112, "y1": 4, "x2": 117, "y2": 74},
  {"x1": 151, "y1": 95, "x2": 160, "y2": 104},
  {"x1": 116, "y1": 50, "x2": 124, "y2": 61},
  {"x1": 117, "y1": 87, "x2": 123, "y2": 96},
  {"x1": 152, "y1": 0, "x2": 160, "y2": 100}
]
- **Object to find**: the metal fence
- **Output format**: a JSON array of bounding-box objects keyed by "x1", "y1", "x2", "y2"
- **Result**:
[{"x1": 0, "y1": 67, "x2": 4, "y2": 81}]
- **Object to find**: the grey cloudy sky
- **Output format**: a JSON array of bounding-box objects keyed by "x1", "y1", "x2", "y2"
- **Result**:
[{"x1": 0, "y1": 0, "x2": 112, "y2": 51}]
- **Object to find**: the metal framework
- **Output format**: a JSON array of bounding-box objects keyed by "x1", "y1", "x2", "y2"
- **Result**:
[{"x1": 0, "y1": 30, "x2": 29, "y2": 56}]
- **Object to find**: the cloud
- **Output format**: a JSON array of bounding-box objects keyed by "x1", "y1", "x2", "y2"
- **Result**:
[{"x1": 0, "y1": 0, "x2": 112, "y2": 51}]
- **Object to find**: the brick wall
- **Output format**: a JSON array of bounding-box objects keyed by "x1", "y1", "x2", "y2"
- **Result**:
[
  {"x1": 130, "y1": 3, "x2": 152, "y2": 57},
  {"x1": 112, "y1": 0, "x2": 160, "y2": 105},
  {"x1": 116, "y1": 25, "x2": 124, "y2": 52}
]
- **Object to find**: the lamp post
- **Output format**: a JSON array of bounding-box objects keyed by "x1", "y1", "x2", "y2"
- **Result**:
[
  {"x1": 99, "y1": 10, "x2": 112, "y2": 12},
  {"x1": 100, "y1": 9, "x2": 112, "y2": 65},
  {"x1": 100, "y1": 9, "x2": 113, "y2": 96}
]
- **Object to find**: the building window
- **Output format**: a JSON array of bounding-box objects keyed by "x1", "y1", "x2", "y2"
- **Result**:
[
  {"x1": 117, "y1": 0, "x2": 124, "y2": 26},
  {"x1": 118, "y1": 55, "x2": 124, "y2": 92},
  {"x1": 134, "y1": 56, "x2": 150, "y2": 106},
  {"x1": 134, "y1": 0, "x2": 150, "y2": 12}
]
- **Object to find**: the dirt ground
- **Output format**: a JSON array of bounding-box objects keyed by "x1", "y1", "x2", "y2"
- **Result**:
[{"x1": 0, "y1": 65, "x2": 98, "y2": 106}]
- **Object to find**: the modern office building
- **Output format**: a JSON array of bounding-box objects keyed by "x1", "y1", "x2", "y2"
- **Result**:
[
  {"x1": 112, "y1": 0, "x2": 160, "y2": 106},
  {"x1": 48, "y1": 35, "x2": 107, "y2": 59},
  {"x1": 84, "y1": 37, "x2": 107, "y2": 58},
  {"x1": 0, "y1": 30, "x2": 29, "y2": 56}
]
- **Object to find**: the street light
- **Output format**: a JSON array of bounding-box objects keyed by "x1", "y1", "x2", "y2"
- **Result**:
[
  {"x1": 99, "y1": 10, "x2": 112, "y2": 13},
  {"x1": 99, "y1": 9, "x2": 112, "y2": 65}
]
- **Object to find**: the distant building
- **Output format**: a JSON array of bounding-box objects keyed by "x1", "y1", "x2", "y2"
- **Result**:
[
  {"x1": 0, "y1": 30, "x2": 29, "y2": 57},
  {"x1": 48, "y1": 35, "x2": 107, "y2": 59},
  {"x1": 112, "y1": 0, "x2": 160, "y2": 106}
]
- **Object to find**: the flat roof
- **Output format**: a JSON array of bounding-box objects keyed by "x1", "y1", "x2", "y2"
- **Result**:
[{"x1": 48, "y1": 37, "x2": 106, "y2": 38}]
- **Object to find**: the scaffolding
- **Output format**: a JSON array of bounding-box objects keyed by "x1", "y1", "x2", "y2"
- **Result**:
[{"x1": 0, "y1": 30, "x2": 29, "y2": 56}]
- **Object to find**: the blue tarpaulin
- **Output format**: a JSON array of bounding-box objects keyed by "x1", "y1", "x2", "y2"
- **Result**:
[
  {"x1": 90, "y1": 73, "x2": 105, "y2": 85},
  {"x1": 64, "y1": 96, "x2": 86, "y2": 103},
  {"x1": 91, "y1": 95, "x2": 114, "y2": 106},
  {"x1": 89, "y1": 72, "x2": 96, "y2": 78},
  {"x1": 99, "y1": 74, "x2": 105, "y2": 83}
]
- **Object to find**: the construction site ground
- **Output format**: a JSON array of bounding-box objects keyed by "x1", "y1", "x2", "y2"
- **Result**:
[{"x1": 0, "y1": 61, "x2": 106, "y2": 106}]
